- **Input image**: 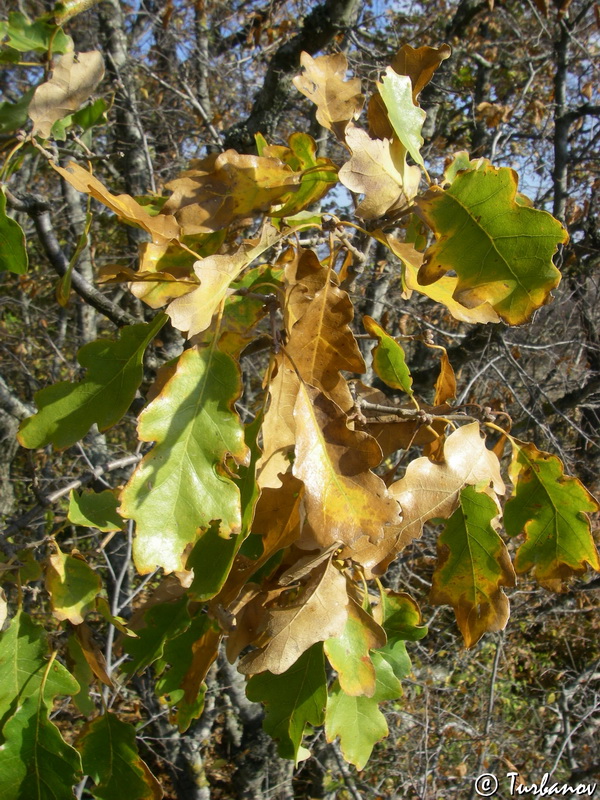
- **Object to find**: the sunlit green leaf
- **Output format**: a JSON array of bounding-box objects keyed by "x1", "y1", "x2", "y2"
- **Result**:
[
  {"x1": 68, "y1": 488, "x2": 124, "y2": 532},
  {"x1": 378, "y1": 69, "x2": 426, "y2": 169},
  {"x1": 363, "y1": 315, "x2": 413, "y2": 396},
  {"x1": 18, "y1": 315, "x2": 166, "y2": 449}
]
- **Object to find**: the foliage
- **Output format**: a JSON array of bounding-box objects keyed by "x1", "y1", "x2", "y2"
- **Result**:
[{"x1": 0, "y1": 2, "x2": 598, "y2": 797}]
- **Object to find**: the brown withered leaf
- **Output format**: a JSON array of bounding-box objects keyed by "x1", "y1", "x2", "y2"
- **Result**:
[
  {"x1": 75, "y1": 623, "x2": 113, "y2": 687},
  {"x1": 389, "y1": 422, "x2": 505, "y2": 551},
  {"x1": 391, "y1": 44, "x2": 452, "y2": 102},
  {"x1": 292, "y1": 383, "x2": 401, "y2": 555},
  {"x1": 237, "y1": 559, "x2": 349, "y2": 675},
  {"x1": 283, "y1": 247, "x2": 329, "y2": 331},
  {"x1": 166, "y1": 225, "x2": 279, "y2": 337},
  {"x1": 256, "y1": 355, "x2": 299, "y2": 489},
  {"x1": 162, "y1": 150, "x2": 299, "y2": 233},
  {"x1": 29, "y1": 50, "x2": 105, "y2": 139},
  {"x1": 181, "y1": 625, "x2": 221, "y2": 708},
  {"x1": 368, "y1": 44, "x2": 451, "y2": 140},
  {"x1": 52, "y1": 161, "x2": 180, "y2": 244},
  {"x1": 97, "y1": 260, "x2": 197, "y2": 310},
  {"x1": 286, "y1": 278, "x2": 365, "y2": 399},
  {"x1": 293, "y1": 51, "x2": 364, "y2": 139},
  {"x1": 339, "y1": 126, "x2": 421, "y2": 219}
]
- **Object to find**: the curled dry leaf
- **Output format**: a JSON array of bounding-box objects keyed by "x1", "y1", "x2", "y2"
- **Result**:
[
  {"x1": 293, "y1": 51, "x2": 364, "y2": 139},
  {"x1": 162, "y1": 150, "x2": 299, "y2": 233},
  {"x1": 256, "y1": 355, "x2": 299, "y2": 489},
  {"x1": 52, "y1": 161, "x2": 180, "y2": 244},
  {"x1": 237, "y1": 559, "x2": 349, "y2": 675},
  {"x1": 339, "y1": 125, "x2": 421, "y2": 219},
  {"x1": 29, "y1": 50, "x2": 105, "y2": 139},
  {"x1": 389, "y1": 422, "x2": 505, "y2": 551}
]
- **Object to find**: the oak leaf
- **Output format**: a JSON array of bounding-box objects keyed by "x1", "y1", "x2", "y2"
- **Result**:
[
  {"x1": 292, "y1": 52, "x2": 363, "y2": 139},
  {"x1": 119, "y1": 345, "x2": 249, "y2": 574},
  {"x1": 292, "y1": 383, "x2": 401, "y2": 558},
  {"x1": 237, "y1": 559, "x2": 349, "y2": 675},
  {"x1": 389, "y1": 422, "x2": 505, "y2": 551},
  {"x1": 430, "y1": 487, "x2": 515, "y2": 647},
  {"x1": 162, "y1": 150, "x2": 299, "y2": 233},
  {"x1": 416, "y1": 165, "x2": 568, "y2": 325},
  {"x1": 504, "y1": 440, "x2": 600, "y2": 589},
  {"x1": 52, "y1": 162, "x2": 180, "y2": 244},
  {"x1": 377, "y1": 69, "x2": 427, "y2": 169},
  {"x1": 339, "y1": 125, "x2": 421, "y2": 219},
  {"x1": 29, "y1": 50, "x2": 104, "y2": 139}
]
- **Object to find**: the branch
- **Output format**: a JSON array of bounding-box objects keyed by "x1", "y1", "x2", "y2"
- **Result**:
[
  {"x1": 5, "y1": 189, "x2": 137, "y2": 328},
  {"x1": 223, "y1": 0, "x2": 361, "y2": 151},
  {"x1": 0, "y1": 375, "x2": 34, "y2": 420}
]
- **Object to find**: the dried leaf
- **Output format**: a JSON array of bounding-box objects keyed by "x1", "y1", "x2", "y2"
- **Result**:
[
  {"x1": 430, "y1": 487, "x2": 515, "y2": 647},
  {"x1": 293, "y1": 51, "x2": 364, "y2": 139},
  {"x1": 389, "y1": 422, "x2": 505, "y2": 551},
  {"x1": 29, "y1": 50, "x2": 104, "y2": 139},
  {"x1": 238, "y1": 560, "x2": 349, "y2": 675},
  {"x1": 292, "y1": 383, "x2": 401, "y2": 558},
  {"x1": 163, "y1": 150, "x2": 299, "y2": 233},
  {"x1": 52, "y1": 162, "x2": 180, "y2": 244},
  {"x1": 75, "y1": 623, "x2": 114, "y2": 687},
  {"x1": 339, "y1": 125, "x2": 421, "y2": 219},
  {"x1": 391, "y1": 43, "x2": 452, "y2": 102},
  {"x1": 166, "y1": 224, "x2": 280, "y2": 338}
]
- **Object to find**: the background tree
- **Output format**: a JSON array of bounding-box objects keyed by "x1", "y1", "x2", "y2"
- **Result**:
[{"x1": 0, "y1": 1, "x2": 599, "y2": 799}]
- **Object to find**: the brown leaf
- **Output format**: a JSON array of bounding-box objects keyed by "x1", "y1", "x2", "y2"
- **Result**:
[
  {"x1": 292, "y1": 383, "x2": 401, "y2": 559},
  {"x1": 181, "y1": 625, "x2": 221, "y2": 707},
  {"x1": 256, "y1": 354, "x2": 299, "y2": 489},
  {"x1": 162, "y1": 150, "x2": 299, "y2": 233},
  {"x1": 339, "y1": 125, "x2": 421, "y2": 219},
  {"x1": 29, "y1": 50, "x2": 105, "y2": 139},
  {"x1": 237, "y1": 559, "x2": 349, "y2": 675},
  {"x1": 52, "y1": 162, "x2": 180, "y2": 245},
  {"x1": 286, "y1": 275, "x2": 365, "y2": 399},
  {"x1": 389, "y1": 422, "x2": 505, "y2": 551},
  {"x1": 293, "y1": 51, "x2": 364, "y2": 139},
  {"x1": 76, "y1": 623, "x2": 114, "y2": 687}
]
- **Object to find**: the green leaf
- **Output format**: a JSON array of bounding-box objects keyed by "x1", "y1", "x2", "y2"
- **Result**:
[
  {"x1": 67, "y1": 634, "x2": 95, "y2": 715},
  {"x1": 429, "y1": 486, "x2": 515, "y2": 647},
  {"x1": 246, "y1": 643, "x2": 327, "y2": 763},
  {"x1": 375, "y1": 590, "x2": 427, "y2": 682},
  {"x1": 0, "y1": 188, "x2": 28, "y2": 274},
  {"x1": 324, "y1": 598, "x2": 386, "y2": 697},
  {"x1": 504, "y1": 439, "x2": 600, "y2": 588},
  {"x1": 45, "y1": 544, "x2": 102, "y2": 624},
  {"x1": 120, "y1": 344, "x2": 248, "y2": 574},
  {"x1": 0, "y1": 611, "x2": 79, "y2": 731},
  {"x1": 363, "y1": 315, "x2": 413, "y2": 397},
  {"x1": 51, "y1": 97, "x2": 109, "y2": 141},
  {"x1": 0, "y1": 11, "x2": 72, "y2": 53},
  {"x1": 155, "y1": 614, "x2": 211, "y2": 732},
  {"x1": 378, "y1": 69, "x2": 426, "y2": 169},
  {"x1": 18, "y1": 314, "x2": 166, "y2": 450},
  {"x1": 78, "y1": 713, "x2": 161, "y2": 800},
  {"x1": 0, "y1": 693, "x2": 82, "y2": 800},
  {"x1": 325, "y1": 651, "x2": 401, "y2": 770},
  {"x1": 0, "y1": 88, "x2": 35, "y2": 135},
  {"x1": 68, "y1": 488, "x2": 124, "y2": 532},
  {"x1": 416, "y1": 165, "x2": 568, "y2": 325},
  {"x1": 122, "y1": 598, "x2": 191, "y2": 676}
]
